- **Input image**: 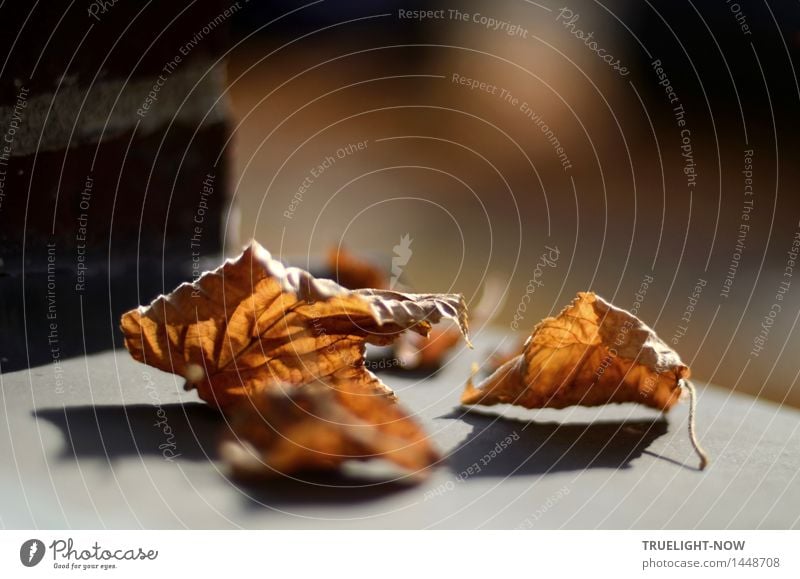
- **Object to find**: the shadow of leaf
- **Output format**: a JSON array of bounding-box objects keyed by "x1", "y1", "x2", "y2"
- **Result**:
[
  {"x1": 34, "y1": 403, "x2": 223, "y2": 462},
  {"x1": 441, "y1": 408, "x2": 669, "y2": 477},
  {"x1": 35, "y1": 402, "x2": 416, "y2": 505}
]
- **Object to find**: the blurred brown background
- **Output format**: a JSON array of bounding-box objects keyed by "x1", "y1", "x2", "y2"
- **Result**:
[{"x1": 223, "y1": 1, "x2": 800, "y2": 407}]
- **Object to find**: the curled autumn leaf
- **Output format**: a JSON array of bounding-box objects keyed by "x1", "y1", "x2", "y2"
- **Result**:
[
  {"x1": 120, "y1": 241, "x2": 470, "y2": 410},
  {"x1": 462, "y1": 291, "x2": 709, "y2": 469},
  {"x1": 220, "y1": 379, "x2": 439, "y2": 478}
]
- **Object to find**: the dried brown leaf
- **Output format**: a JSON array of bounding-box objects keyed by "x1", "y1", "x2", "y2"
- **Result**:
[
  {"x1": 120, "y1": 241, "x2": 469, "y2": 410},
  {"x1": 220, "y1": 378, "x2": 439, "y2": 478},
  {"x1": 462, "y1": 291, "x2": 709, "y2": 469}
]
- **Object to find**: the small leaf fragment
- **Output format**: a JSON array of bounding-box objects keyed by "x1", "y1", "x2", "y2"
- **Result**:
[{"x1": 327, "y1": 246, "x2": 388, "y2": 290}]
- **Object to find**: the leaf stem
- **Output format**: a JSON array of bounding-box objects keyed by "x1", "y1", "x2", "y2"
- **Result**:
[{"x1": 681, "y1": 378, "x2": 709, "y2": 470}]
